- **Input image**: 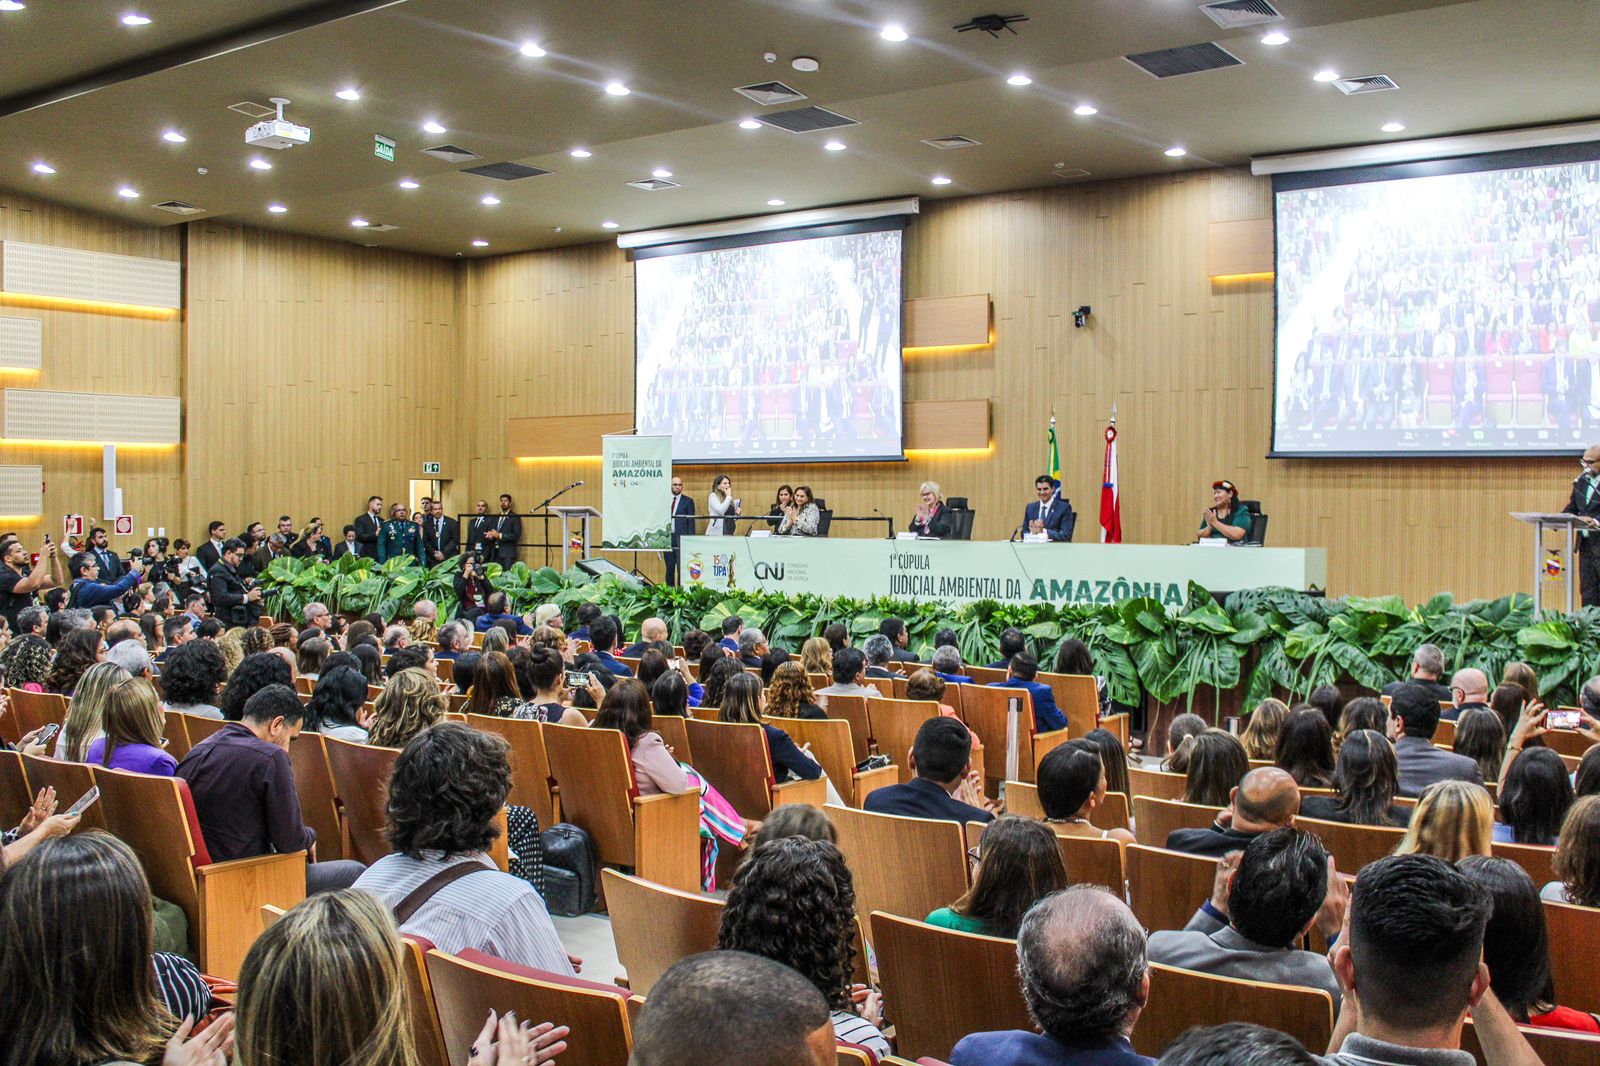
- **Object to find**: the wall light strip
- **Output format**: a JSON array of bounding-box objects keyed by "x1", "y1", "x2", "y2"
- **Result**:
[
  {"x1": 0, "y1": 293, "x2": 179, "y2": 320},
  {"x1": 1209, "y1": 272, "x2": 1275, "y2": 283},
  {"x1": 515, "y1": 455, "x2": 604, "y2": 464},
  {"x1": 905, "y1": 445, "x2": 996, "y2": 459},
  {"x1": 0, "y1": 438, "x2": 177, "y2": 450}
]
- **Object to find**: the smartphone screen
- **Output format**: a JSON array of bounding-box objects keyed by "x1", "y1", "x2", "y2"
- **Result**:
[
  {"x1": 65, "y1": 785, "x2": 100, "y2": 818},
  {"x1": 1548, "y1": 709, "x2": 1580, "y2": 730},
  {"x1": 565, "y1": 670, "x2": 590, "y2": 689}
]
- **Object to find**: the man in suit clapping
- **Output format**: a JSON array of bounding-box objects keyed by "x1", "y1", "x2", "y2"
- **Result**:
[{"x1": 1022, "y1": 475, "x2": 1075, "y2": 541}]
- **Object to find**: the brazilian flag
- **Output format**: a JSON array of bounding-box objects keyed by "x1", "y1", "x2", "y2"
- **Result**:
[{"x1": 1046, "y1": 415, "x2": 1061, "y2": 484}]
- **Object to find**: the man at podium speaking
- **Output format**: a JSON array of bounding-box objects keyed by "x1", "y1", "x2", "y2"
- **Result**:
[{"x1": 1562, "y1": 444, "x2": 1600, "y2": 606}]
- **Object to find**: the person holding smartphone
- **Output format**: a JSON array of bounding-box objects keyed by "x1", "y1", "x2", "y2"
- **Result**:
[{"x1": 0, "y1": 537, "x2": 59, "y2": 633}]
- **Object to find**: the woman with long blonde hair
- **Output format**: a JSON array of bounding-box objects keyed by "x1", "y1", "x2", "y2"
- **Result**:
[
  {"x1": 1239, "y1": 698, "x2": 1289, "y2": 760},
  {"x1": 1395, "y1": 780, "x2": 1494, "y2": 862},
  {"x1": 800, "y1": 636, "x2": 832, "y2": 677},
  {"x1": 54, "y1": 660, "x2": 131, "y2": 761},
  {"x1": 366, "y1": 668, "x2": 446, "y2": 748}
]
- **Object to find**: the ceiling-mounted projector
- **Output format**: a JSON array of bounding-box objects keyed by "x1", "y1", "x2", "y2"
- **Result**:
[{"x1": 245, "y1": 96, "x2": 310, "y2": 150}]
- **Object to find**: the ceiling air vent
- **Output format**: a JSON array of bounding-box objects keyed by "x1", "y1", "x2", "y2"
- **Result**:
[
  {"x1": 152, "y1": 200, "x2": 205, "y2": 215},
  {"x1": 757, "y1": 106, "x2": 859, "y2": 133},
  {"x1": 627, "y1": 177, "x2": 682, "y2": 191},
  {"x1": 1124, "y1": 41, "x2": 1242, "y2": 78},
  {"x1": 1049, "y1": 167, "x2": 1091, "y2": 180},
  {"x1": 362, "y1": 223, "x2": 401, "y2": 232},
  {"x1": 1333, "y1": 74, "x2": 1399, "y2": 95},
  {"x1": 735, "y1": 81, "x2": 807, "y2": 106},
  {"x1": 227, "y1": 100, "x2": 275, "y2": 118},
  {"x1": 420, "y1": 144, "x2": 480, "y2": 163},
  {"x1": 922, "y1": 134, "x2": 982, "y2": 150},
  {"x1": 1198, "y1": 0, "x2": 1283, "y2": 29},
  {"x1": 460, "y1": 161, "x2": 551, "y2": 180}
]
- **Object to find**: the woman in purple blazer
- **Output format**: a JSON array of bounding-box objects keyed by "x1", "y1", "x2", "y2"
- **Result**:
[{"x1": 86, "y1": 677, "x2": 177, "y2": 777}]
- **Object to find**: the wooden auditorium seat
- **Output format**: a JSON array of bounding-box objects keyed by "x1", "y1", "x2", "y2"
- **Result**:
[
  {"x1": 1127, "y1": 765, "x2": 1189, "y2": 800},
  {"x1": 999, "y1": 779, "x2": 1131, "y2": 833},
  {"x1": 968, "y1": 818, "x2": 1125, "y2": 893},
  {"x1": 294, "y1": 675, "x2": 315, "y2": 696},
  {"x1": 1034, "y1": 671, "x2": 1099, "y2": 737},
  {"x1": 827, "y1": 805, "x2": 968, "y2": 939},
  {"x1": 1462, "y1": 1018, "x2": 1600, "y2": 1066},
  {"x1": 466, "y1": 713, "x2": 557, "y2": 830},
  {"x1": 870, "y1": 911, "x2": 1031, "y2": 1063},
  {"x1": 541, "y1": 723, "x2": 700, "y2": 894},
  {"x1": 1132, "y1": 796, "x2": 1223, "y2": 849},
  {"x1": 1492, "y1": 840, "x2": 1557, "y2": 893},
  {"x1": 683, "y1": 718, "x2": 829, "y2": 816},
  {"x1": 1131, "y1": 963, "x2": 1335, "y2": 1058},
  {"x1": 400, "y1": 934, "x2": 451, "y2": 1066},
  {"x1": 769, "y1": 714, "x2": 897, "y2": 806},
  {"x1": 323, "y1": 736, "x2": 401, "y2": 866},
  {"x1": 1295, "y1": 815, "x2": 1405, "y2": 874},
  {"x1": 815, "y1": 692, "x2": 875, "y2": 762},
  {"x1": 288, "y1": 730, "x2": 345, "y2": 862},
  {"x1": 7, "y1": 688, "x2": 67, "y2": 738},
  {"x1": 1543, "y1": 899, "x2": 1600, "y2": 1014},
  {"x1": 1125, "y1": 845, "x2": 1219, "y2": 933},
  {"x1": 0, "y1": 749, "x2": 30, "y2": 827},
  {"x1": 958, "y1": 684, "x2": 1069, "y2": 789},
  {"x1": 93, "y1": 766, "x2": 306, "y2": 979},
  {"x1": 863, "y1": 676, "x2": 894, "y2": 697},
  {"x1": 160, "y1": 711, "x2": 192, "y2": 760},
  {"x1": 183, "y1": 713, "x2": 228, "y2": 746},
  {"x1": 868, "y1": 697, "x2": 945, "y2": 784},
  {"x1": 1542, "y1": 720, "x2": 1595, "y2": 757},
  {"x1": 19, "y1": 753, "x2": 105, "y2": 833},
  {"x1": 649, "y1": 712, "x2": 693, "y2": 765},
  {"x1": 601, "y1": 868, "x2": 724, "y2": 995}
]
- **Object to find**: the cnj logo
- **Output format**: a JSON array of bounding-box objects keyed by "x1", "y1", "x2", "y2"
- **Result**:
[{"x1": 752, "y1": 561, "x2": 786, "y2": 580}]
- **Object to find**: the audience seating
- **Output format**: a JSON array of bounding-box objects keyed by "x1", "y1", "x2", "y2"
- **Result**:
[
  {"x1": 323, "y1": 736, "x2": 400, "y2": 866},
  {"x1": 815, "y1": 692, "x2": 875, "y2": 762},
  {"x1": 465, "y1": 714, "x2": 557, "y2": 831},
  {"x1": 1127, "y1": 765, "x2": 1189, "y2": 801},
  {"x1": 401, "y1": 934, "x2": 451, "y2": 1066},
  {"x1": 649, "y1": 712, "x2": 692, "y2": 766},
  {"x1": 868, "y1": 697, "x2": 946, "y2": 784},
  {"x1": 683, "y1": 718, "x2": 829, "y2": 816},
  {"x1": 1003, "y1": 779, "x2": 1131, "y2": 833},
  {"x1": 828, "y1": 805, "x2": 968, "y2": 940},
  {"x1": 1125, "y1": 845, "x2": 1219, "y2": 933},
  {"x1": 870, "y1": 911, "x2": 1031, "y2": 1062},
  {"x1": 425, "y1": 948, "x2": 636, "y2": 1066},
  {"x1": 863, "y1": 676, "x2": 894, "y2": 697},
  {"x1": 769, "y1": 714, "x2": 897, "y2": 807},
  {"x1": 600, "y1": 869, "x2": 723, "y2": 996},
  {"x1": 1541, "y1": 720, "x2": 1594, "y2": 758},
  {"x1": 19, "y1": 753, "x2": 105, "y2": 833},
  {"x1": 958, "y1": 684, "x2": 1069, "y2": 790},
  {"x1": 1542, "y1": 899, "x2": 1600, "y2": 1014},
  {"x1": 1296, "y1": 814, "x2": 1405, "y2": 874},
  {"x1": 1435, "y1": 719, "x2": 1457, "y2": 747},
  {"x1": 542, "y1": 723, "x2": 701, "y2": 895},
  {"x1": 161, "y1": 711, "x2": 193, "y2": 760},
  {"x1": 184, "y1": 714, "x2": 227, "y2": 745},
  {"x1": 1036, "y1": 671, "x2": 1099, "y2": 737},
  {"x1": 966, "y1": 666, "x2": 1007, "y2": 685},
  {"x1": 967, "y1": 819, "x2": 1125, "y2": 893},
  {"x1": 6, "y1": 688, "x2": 67, "y2": 737},
  {"x1": 1132, "y1": 796, "x2": 1222, "y2": 849},
  {"x1": 294, "y1": 676, "x2": 315, "y2": 696},
  {"x1": 94, "y1": 766, "x2": 306, "y2": 979},
  {"x1": 1461, "y1": 1018, "x2": 1600, "y2": 1066},
  {"x1": 1492, "y1": 840, "x2": 1557, "y2": 893},
  {"x1": 1132, "y1": 963, "x2": 1335, "y2": 1058},
  {"x1": 0, "y1": 748, "x2": 30, "y2": 827},
  {"x1": 288, "y1": 731, "x2": 346, "y2": 863}
]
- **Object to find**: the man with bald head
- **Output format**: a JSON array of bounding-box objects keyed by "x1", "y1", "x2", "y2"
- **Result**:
[
  {"x1": 623, "y1": 616, "x2": 668, "y2": 658},
  {"x1": 951, "y1": 885, "x2": 1154, "y2": 1065},
  {"x1": 1442, "y1": 667, "x2": 1490, "y2": 722},
  {"x1": 1563, "y1": 444, "x2": 1600, "y2": 607},
  {"x1": 1164, "y1": 768, "x2": 1300, "y2": 859}
]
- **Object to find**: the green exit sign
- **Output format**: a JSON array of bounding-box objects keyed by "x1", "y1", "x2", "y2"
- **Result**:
[
  {"x1": 422, "y1": 461, "x2": 441, "y2": 475},
  {"x1": 374, "y1": 134, "x2": 395, "y2": 162}
]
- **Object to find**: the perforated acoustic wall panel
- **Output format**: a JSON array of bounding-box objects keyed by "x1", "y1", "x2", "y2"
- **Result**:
[
  {"x1": 1, "y1": 241, "x2": 182, "y2": 309},
  {"x1": 0, "y1": 317, "x2": 42, "y2": 369},
  {"x1": 0, "y1": 465, "x2": 44, "y2": 515},
  {"x1": 3, "y1": 389, "x2": 181, "y2": 444}
]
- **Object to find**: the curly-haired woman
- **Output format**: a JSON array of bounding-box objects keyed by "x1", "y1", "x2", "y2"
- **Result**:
[
  {"x1": 718, "y1": 837, "x2": 889, "y2": 1058},
  {"x1": 765, "y1": 661, "x2": 825, "y2": 720}
]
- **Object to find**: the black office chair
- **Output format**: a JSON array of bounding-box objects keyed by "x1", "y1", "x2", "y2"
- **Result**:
[
  {"x1": 1240, "y1": 501, "x2": 1268, "y2": 547},
  {"x1": 816, "y1": 508, "x2": 834, "y2": 537},
  {"x1": 944, "y1": 497, "x2": 975, "y2": 541}
]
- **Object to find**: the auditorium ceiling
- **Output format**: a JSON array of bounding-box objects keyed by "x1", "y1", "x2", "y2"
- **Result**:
[{"x1": 0, "y1": 0, "x2": 1596, "y2": 257}]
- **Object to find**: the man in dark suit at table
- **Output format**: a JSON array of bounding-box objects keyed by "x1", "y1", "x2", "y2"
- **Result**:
[
  {"x1": 988, "y1": 651, "x2": 1067, "y2": 733},
  {"x1": 1022, "y1": 475, "x2": 1076, "y2": 541},
  {"x1": 864, "y1": 717, "x2": 995, "y2": 825},
  {"x1": 666, "y1": 475, "x2": 696, "y2": 587}
]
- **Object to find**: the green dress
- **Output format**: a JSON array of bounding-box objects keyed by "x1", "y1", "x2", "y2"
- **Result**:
[
  {"x1": 925, "y1": 906, "x2": 990, "y2": 935},
  {"x1": 1198, "y1": 503, "x2": 1252, "y2": 541}
]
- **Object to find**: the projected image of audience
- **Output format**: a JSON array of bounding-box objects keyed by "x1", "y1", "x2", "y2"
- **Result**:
[
  {"x1": 635, "y1": 227, "x2": 903, "y2": 464},
  {"x1": 1274, "y1": 158, "x2": 1600, "y2": 455}
]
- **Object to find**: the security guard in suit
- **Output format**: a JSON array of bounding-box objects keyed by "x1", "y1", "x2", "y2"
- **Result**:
[{"x1": 1562, "y1": 444, "x2": 1600, "y2": 606}]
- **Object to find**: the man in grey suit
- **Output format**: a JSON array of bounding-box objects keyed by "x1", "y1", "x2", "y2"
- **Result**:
[
  {"x1": 1149, "y1": 828, "x2": 1346, "y2": 1006},
  {"x1": 1391, "y1": 683, "x2": 1482, "y2": 798}
]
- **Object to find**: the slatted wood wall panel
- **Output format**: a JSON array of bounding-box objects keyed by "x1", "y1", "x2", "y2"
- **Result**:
[
  {"x1": 184, "y1": 220, "x2": 460, "y2": 532},
  {"x1": 0, "y1": 191, "x2": 184, "y2": 543}
]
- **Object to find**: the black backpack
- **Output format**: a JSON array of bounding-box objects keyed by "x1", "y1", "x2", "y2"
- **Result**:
[{"x1": 539, "y1": 823, "x2": 599, "y2": 917}]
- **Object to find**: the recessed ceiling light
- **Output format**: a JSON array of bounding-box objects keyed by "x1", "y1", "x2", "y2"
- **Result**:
[
  {"x1": 1260, "y1": 31, "x2": 1289, "y2": 46},
  {"x1": 1006, "y1": 73, "x2": 1032, "y2": 86},
  {"x1": 162, "y1": 130, "x2": 187, "y2": 143},
  {"x1": 1312, "y1": 69, "x2": 1340, "y2": 82},
  {"x1": 0, "y1": 2, "x2": 26, "y2": 11},
  {"x1": 335, "y1": 87, "x2": 361, "y2": 101},
  {"x1": 519, "y1": 41, "x2": 546, "y2": 58},
  {"x1": 471, "y1": 239, "x2": 489, "y2": 247},
  {"x1": 249, "y1": 158, "x2": 273, "y2": 170},
  {"x1": 767, "y1": 199, "x2": 785, "y2": 206},
  {"x1": 824, "y1": 140, "x2": 846, "y2": 151},
  {"x1": 651, "y1": 167, "x2": 673, "y2": 179},
  {"x1": 30, "y1": 162, "x2": 54, "y2": 174},
  {"x1": 481, "y1": 195, "x2": 501, "y2": 206},
  {"x1": 422, "y1": 120, "x2": 447, "y2": 134},
  {"x1": 117, "y1": 186, "x2": 139, "y2": 198},
  {"x1": 739, "y1": 118, "x2": 762, "y2": 130},
  {"x1": 1073, "y1": 103, "x2": 1098, "y2": 116},
  {"x1": 351, "y1": 218, "x2": 370, "y2": 227},
  {"x1": 930, "y1": 176, "x2": 951, "y2": 186},
  {"x1": 1164, "y1": 146, "x2": 1187, "y2": 157},
  {"x1": 1381, "y1": 121, "x2": 1406, "y2": 133},
  {"x1": 121, "y1": 12, "x2": 151, "y2": 25},
  {"x1": 569, "y1": 147, "x2": 592, "y2": 158},
  {"x1": 604, "y1": 81, "x2": 630, "y2": 96},
  {"x1": 601, "y1": 221, "x2": 619, "y2": 229},
  {"x1": 880, "y1": 24, "x2": 908, "y2": 42},
  {"x1": 267, "y1": 203, "x2": 287, "y2": 214},
  {"x1": 399, "y1": 179, "x2": 420, "y2": 189}
]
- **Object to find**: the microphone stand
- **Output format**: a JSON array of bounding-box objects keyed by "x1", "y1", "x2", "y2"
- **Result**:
[{"x1": 532, "y1": 481, "x2": 582, "y2": 568}]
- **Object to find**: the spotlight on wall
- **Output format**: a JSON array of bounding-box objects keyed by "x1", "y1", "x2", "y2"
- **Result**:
[{"x1": 1073, "y1": 305, "x2": 1092, "y2": 329}]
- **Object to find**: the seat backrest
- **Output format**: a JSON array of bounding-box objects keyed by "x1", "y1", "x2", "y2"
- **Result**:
[
  {"x1": 684, "y1": 718, "x2": 776, "y2": 817},
  {"x1": 870, "y1": 912, "x2": 1030, "y2": 1062},
  {"x1": 868, "y1": 699, "x2": 943, "y2": 785},
  {"x1": 0, "y1": 749, "x2": 31, "y2": 828},
  {"x1": 1034, "y1": 671, "x2": 1099, "y2": 738},
  {"x1": 1461, "y1": 1017, "x2": 1600, "y2": 1066},
  {"x1": 817, "y1": 508, "x2": 834, "y2": 536},
  {"x1": 1093, "y1": 790, "x2": 1132, "y2": 833},
  {"x1": 288, "y1": 731, "x2": 345, "y2": 863},
  {"x1": 1492, "y1": 840, "x2": 1557, "y2": 893},
  {"x1": 1543, "y1": 899, "x2": 1600, "y2": 1014},
  {"x1": 541, "y1": 723, "x2": 640, "y2": 867},
  {"x1": 10, "y1": 689, "x2": 67, "y2": 735},
  {"x1": 294, "y1": 676, "x2": 315, "y2": 696},
  {"x1": 816, "y1": 693, "x2": 874, "y2": 762},
  {"x1": 966, "y1": 665, "x2": 1008, "y2": 685},
  {"x1": 648, "y1": 713, "x2": 692, "y2": 765},
  {"x1": 1132, "y1": 796, "x2": 1222, "y2": 849},
  {"x1": 1134, "y1": 963, "x2": 1333, "y2": 1058},
  {"x1": 93, "y1": 767, "x2": 204, "y2": 949},
  {"x1": 1127, "y1": 765, "x2": 1189, "y2": 800},
  {"x1": 1126, "y1": 845, "x2": 1220, "y2": 933},
  {"x1": 323, "y1": 736, "x2": 401, "y2": 866},
  {"x1": 161, "y1": 711, "x2": 192, "y2": 760},
  {"x1": 1246, "y1": 512, "x2": 1269, "y2": 546},
  {"x1": 958, "y1": 684, "x2": 1034, "y2": 784},
  {"x1": 400, "y1": 935, "x2": 450, "y2": 1066},
  {"x1": 768, "y1": 716, "x2": 860, "y2": 804},
  {"x1": 425, "y1": 949, "x2": 633, "y2": 1066},
  {"x1": 435, "y1": 657, "x2": 454, "y2": 683},
  {"x1": 601, "y1": 869, "x2": 725, "y2": 996},
  {"x1": 184, "y1": 713, "x2": 228, "y2": 745},
  {"x1": 1002, "y1": 780, "x2": 1130, "y2": 833},
  {"x1": 466, "y1": 714, "x2": 556, "y2": 830},
  {"x1": 1295, "y1": 815, "x2": 1405, "y2": 875},
  {"x1": 1541, "y1": 724, "x2": 1593, "y2": 757},
  {"x1": 827, "y1": 805, "x2": 968, "y2": 936},
  {"x1": 1049, "y1": 827, "x2": 1127, "y2": 892},
  {"x1": 1434, "y1": 719, "x2": 1458, "y2": 747},
  {"x1": 20, "y1": 753, "x2": 106, "y2": 833},
  {"x1": 863, "y1": 676, "x2": 894, "y2": 697}
]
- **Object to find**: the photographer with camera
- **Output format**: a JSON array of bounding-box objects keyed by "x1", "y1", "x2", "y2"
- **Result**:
[
  {"x1": 67, "y1": 548, "x2": 145, "y2": 612},
  {"x1": 139, "y1": 536, "x2": 174, "y2": 588},
  {"x1": 208, "y1": 537, "x2": 262, "y2": 627},
  {"x1": 0, "y1": 537, "x2": 60, "y2": 631},
  {"x1": 454, "y1": 552, "x2": 487, "y2": 624}
]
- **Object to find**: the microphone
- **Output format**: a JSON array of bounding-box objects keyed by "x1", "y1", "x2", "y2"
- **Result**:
[{"x1": 1010, "y1": 525, "x2": 1023, "y2": 543}]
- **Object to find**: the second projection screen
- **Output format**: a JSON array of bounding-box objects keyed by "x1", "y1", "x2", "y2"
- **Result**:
[{"x1": 634, "y1": 223, "x2": 903, "y2": 464}]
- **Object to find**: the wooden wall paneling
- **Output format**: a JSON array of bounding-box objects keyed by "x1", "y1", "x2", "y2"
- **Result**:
[
  {"x1": 903, "y1": 400, "x2": 989, "y2": 452},
  {"x1": 903, "y1": 293, "x2": 991, "y2": 348},
  {"x1": 1206, "y1": 218, "x2": 1274, "y2": 278},
  {"x1": 506, "y1": 413, "x2": 633, "y2": 457}
]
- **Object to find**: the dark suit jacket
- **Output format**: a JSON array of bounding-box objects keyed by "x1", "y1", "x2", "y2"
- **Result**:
[
  {"x1": 864, "y1": 777, "x2": 993, "y2": 825},
  {"x1": 466, "y1": 515, "x2": 493, "y2": 556},
  {"x1": 949, "y1": 1032, "x2": 1151, "y2": 1066},
  {"x1": 910, "y1": 503, "x2": 954, "y2": 539},
  {"x1": 92, "y1": 546, "x2": 124, "y2": 581},
  {"x1": 1564, "y1": 472, "x2": 1600, "y2": 554},
  {"x1": 669, "y1": 494, "x2": 696, "y2": 537},
  {"x1": 865, "y1": 665, "x2": 897, "y2": 679},
  {"x1": 988, "y1": 678, "x2": 1067, "y2": 732},
  {"x1": 332, "y1": 541, "x2": 358, "y2": 560},
  {"x1": 1394, "y1": 735, "x2": 1482, "y2": 798},
  {"x1": 291, "y1": 535, "x2": 333, "y2": 559},
  {"x1": 492, "y1": 513, "x2": 522, "y2": 567},
  {"x1": 196, "y1": 540, "x2": 223, "y2": 573},
  {"x1": 421, "y1": 515, "x2": 460, "y2": 563},
  {"x1": 1164, "y1": 824, "x2": 1266, "y2": 859},
  {"x1": 208, "y1": 562, "x2": 253, "y2": 627},
  {"x1": 593, "y1": 650, "x2": 634, "y2": 677},
  {"x1": 1440, "y1": 700, "x2": 1491, "y2": 723},
  {"x1": 353, "y1": 513, "x2": 382, "y2": 558},
  {"x1": 1023, "y1": 498, "x2": 1076, "y2": 542}
]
